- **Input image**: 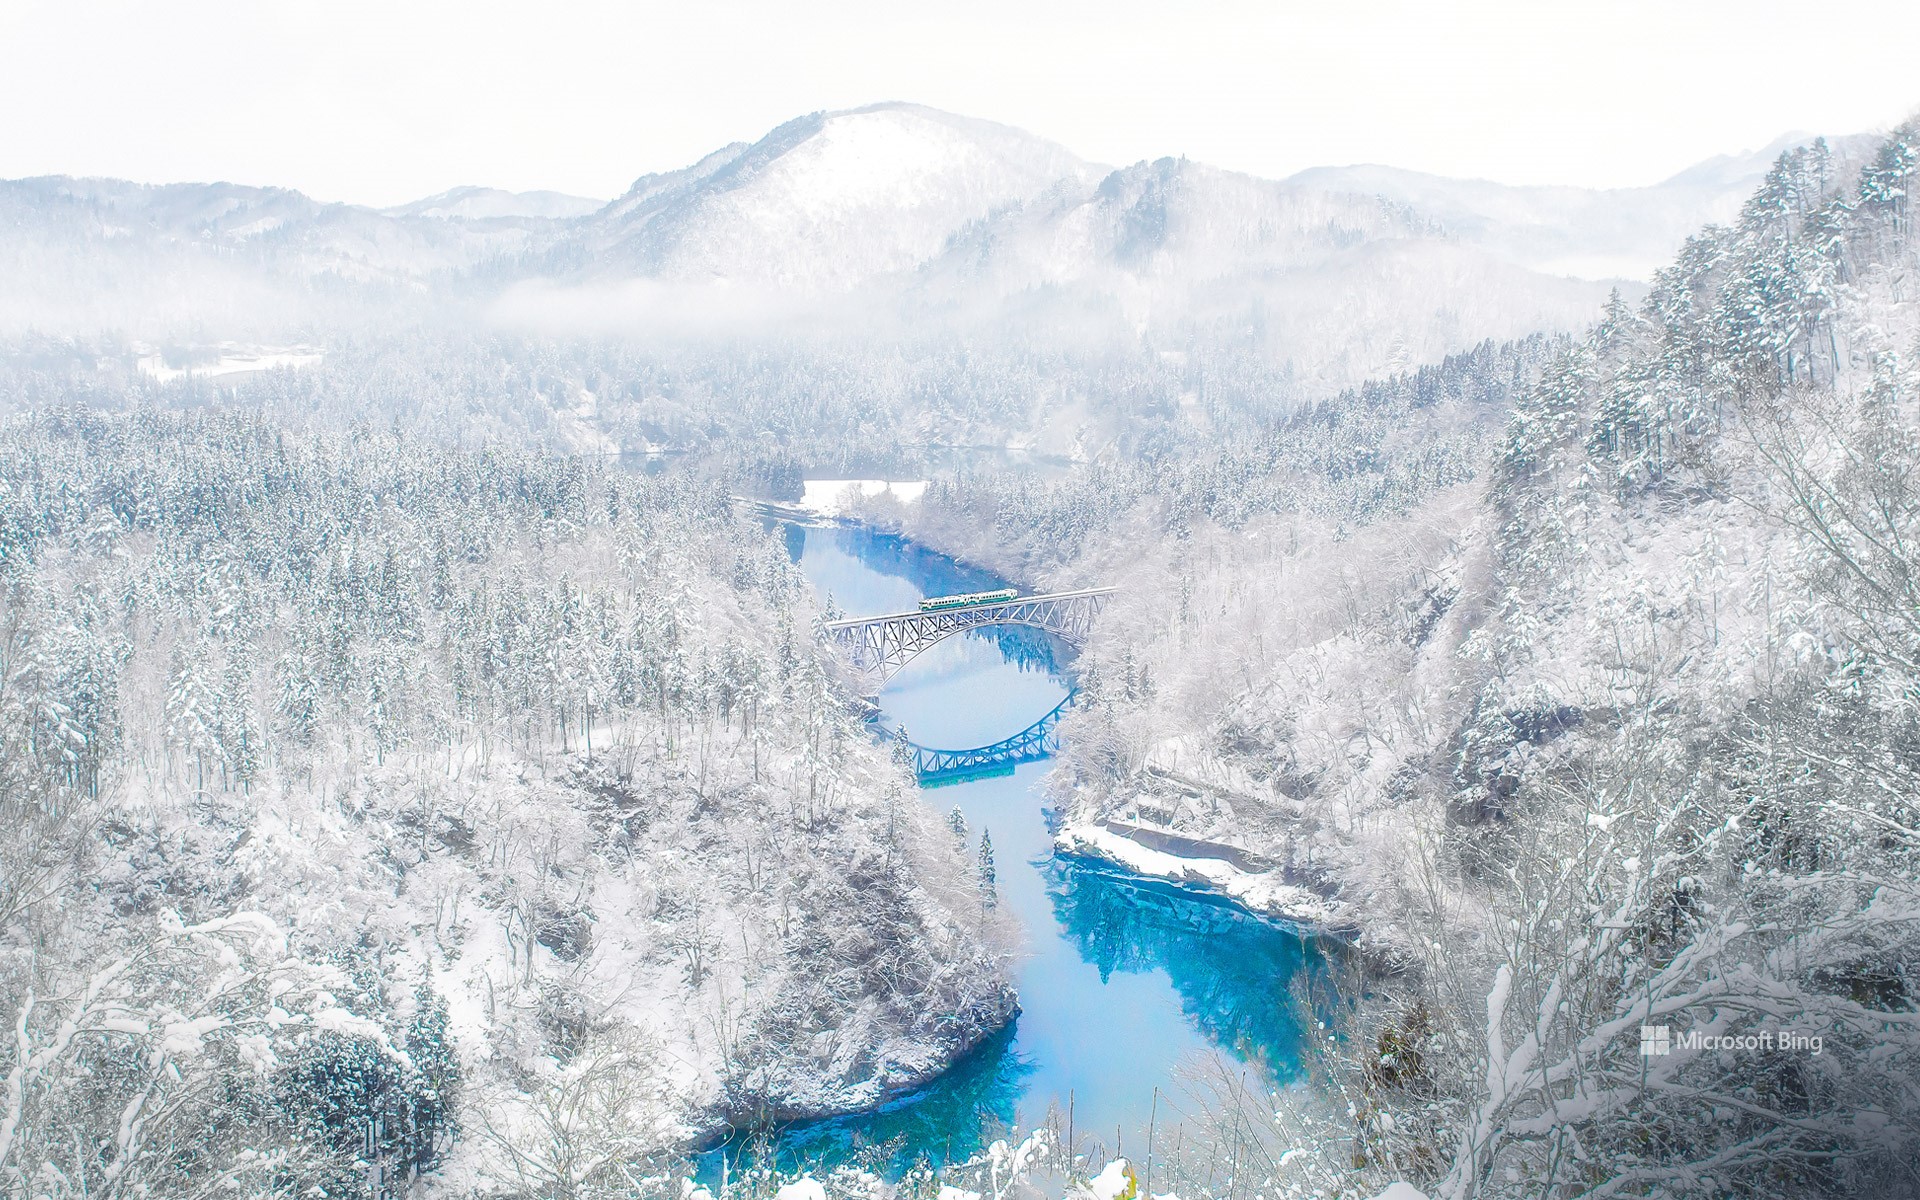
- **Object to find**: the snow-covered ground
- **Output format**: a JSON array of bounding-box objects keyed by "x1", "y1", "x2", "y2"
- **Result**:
[
  {"x1": 0, "y1": 417, "x2": 1016, "y2": 1193},
  {"x1": 799, "y1": 479, "x2": 928, "y2": 516},
  {"x1": 1055, "y1": 818, "x2": 1338, "y2": 927},
  {"x1": 136, "y1": 348, "x2": 324, "y2": 381}
]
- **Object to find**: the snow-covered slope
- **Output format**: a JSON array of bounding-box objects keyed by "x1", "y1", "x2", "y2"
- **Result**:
[
  {"x1": 384, "y1": 185, "x2": 603, "y2": 221},
  {"x1": 0, "y1": 176, "x2": 558, "y2": 335},
  {"x1": 919, "y1": 155, "x2": 1618, "y2": 389},
  {"x1": 1, "y1": 107, "x2": 1877, "y2": 397},
  {"x1": 1288, "y1": 131, "x2": 1880, "y2": 279},
  {"x1": 574, "y1": 102, "x2": 1103, "y2": 288}
]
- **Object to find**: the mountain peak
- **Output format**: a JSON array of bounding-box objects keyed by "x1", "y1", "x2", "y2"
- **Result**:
[{"x1": 583, "y1": 102, "x2": 1100, "y2": 289}]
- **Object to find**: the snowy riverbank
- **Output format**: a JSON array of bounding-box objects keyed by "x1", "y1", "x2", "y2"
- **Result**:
[
  {"x1": 1054, "y1": 818, "x2": 1343, "y2": 931},
  {"x1": 800, "y1": 479, "x2": 928, "y2": 517}
]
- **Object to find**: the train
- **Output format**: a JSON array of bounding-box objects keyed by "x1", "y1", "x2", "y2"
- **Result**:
[{"x1": 918, "y1": 587, "x2": 1017, "y2": 612}]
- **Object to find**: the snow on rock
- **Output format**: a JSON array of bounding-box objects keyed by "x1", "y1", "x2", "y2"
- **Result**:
[
  {"x1": 1079, "y1": 1159, "x2": 1139, "y2": 1200},
  {"x1": 774, "y1": 1179, "x2": 828, "y2": 1200},
  {"x1": 1056, "y1": 820, "x2": 1337, "y2": 927},
  {"x1": 1366, "y1": 1185, "x2": 1431, "y2": 1200}
]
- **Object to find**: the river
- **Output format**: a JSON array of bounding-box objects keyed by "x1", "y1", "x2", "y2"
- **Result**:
[{"x1": 704, "y1": 517, "x2": 1326, "y2": 1180}]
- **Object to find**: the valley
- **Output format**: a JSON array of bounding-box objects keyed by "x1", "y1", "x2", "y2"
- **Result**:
[
  {"x1": 2, "y1": 88, "x2": 1918, "y2": 1200},
  {"x1": 704, "y1": 518, "x2": 1326, "y2": 1181}
]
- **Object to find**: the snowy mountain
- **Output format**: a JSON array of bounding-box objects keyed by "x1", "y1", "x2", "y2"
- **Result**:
[
  {"x1": 917, "y1": 154, "x2": 1618, "y2": 389},
  {"x1": 551, "y1": 106, "x2": 1883, "y2": 390},
  {"x1": 0, "y1": 176, "x2": 549, "y2": 335},
  {"x1": 383, "y1": 184, "x2": 604, "y2": 221},
  {"x1": 488, "y1": 105, "x2": 1635, "y2": 392},
  {"x1": 0, "y1": 105, "x2": 1876, "y2": 400},
  {"x1": 1287, "y1": 131, "x2": 1882, "y2": 279},
  {"x1": 571, "y1": 102, "x2": 1103, "y2": 288}
]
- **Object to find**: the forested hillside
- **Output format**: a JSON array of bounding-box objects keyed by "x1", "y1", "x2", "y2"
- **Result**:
[
  {"x1": 913, "y1": 126, "x2": 1920, "y2": 1198},
  {"x1": 877, "y1": 333, "x2": 1561, "y2": 579},
  {"x1": 0, "y1": 329, "x2": 1366, "y2": 494},
  {"x1": 7, "y1": 98, "x2": 1774, "y2": 429},
  {"x1": 0, "y1": 412, "x2": 1011, "y2": 1195},
  {"x1": 6, "y1": 82, "x2": 1919, "y2": 1200}
]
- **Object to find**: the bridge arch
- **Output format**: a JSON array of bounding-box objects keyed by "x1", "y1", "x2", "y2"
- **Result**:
[{"x1": 895, "y1": 690, "x2": 1076, "y2": 783}]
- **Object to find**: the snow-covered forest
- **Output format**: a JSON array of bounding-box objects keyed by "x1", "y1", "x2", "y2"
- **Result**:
[
  {"x1": 877, "y1": 128, "x2": 1920, "y2": 1198},
  {"x1": 3, "y1": 82, "x2": 1919, "y2": 1200},
  {"x1": 0, "y1": 414, "x2": 1013, "y2": 1194}
]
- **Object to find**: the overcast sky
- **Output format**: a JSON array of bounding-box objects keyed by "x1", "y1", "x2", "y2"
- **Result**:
[{"x1": 3, "y1": 0, "x2": 1916, "y2": 207}]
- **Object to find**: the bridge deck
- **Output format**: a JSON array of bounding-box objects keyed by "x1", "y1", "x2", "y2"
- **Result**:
[
  {"x1": 821, "y1": 585, "x2": 1118, "y2": 631},
  {"x1": 820, "y1": 585, "x2": 1116, "y2": 692}
]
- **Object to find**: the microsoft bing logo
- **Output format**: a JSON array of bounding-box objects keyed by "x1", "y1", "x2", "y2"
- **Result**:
[{"x1": 1640, "y1": 1025, "x2": 1671, "y2": 1056}]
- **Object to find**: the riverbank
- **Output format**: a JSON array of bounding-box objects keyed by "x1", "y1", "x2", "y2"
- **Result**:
[
  {"x1": 1054, "y1": 818, "x2": 1346, "y2": 932},
  {"x1": 687, "y1": 989, "x2": 1020, "y2": 1151},
  {"x1": 720, "y1": 515, "x2": 1331, "y2": 1177},
  {"x1": 832, "y1": 500, "x2": 1359, "y2": 940},
  {"x1": 780, "y1": 500, "x2": 1357, "y2": 941}
]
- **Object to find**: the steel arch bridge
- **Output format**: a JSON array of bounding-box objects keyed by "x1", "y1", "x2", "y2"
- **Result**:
[
  {"x1": 820, "y1": 586, "x2": 1116, "y2": 692},
  {"x1": 896, "y1": 691, "x2": 1077, "y2": 784}
]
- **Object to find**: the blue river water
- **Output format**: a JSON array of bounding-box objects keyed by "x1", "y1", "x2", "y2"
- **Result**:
[{"x1": 706, "y1": 519, "x2": 1325, "y2": 1178}]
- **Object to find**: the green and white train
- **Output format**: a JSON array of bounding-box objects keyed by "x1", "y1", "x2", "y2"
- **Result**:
[{"x1": 918, "y1": 587, "x2": 1018, "y2": 612}]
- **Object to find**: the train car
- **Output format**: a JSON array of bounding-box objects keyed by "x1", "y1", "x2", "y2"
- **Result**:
[{"x1": 918, "y1": 587, "x2": 1017, "y2": 612}]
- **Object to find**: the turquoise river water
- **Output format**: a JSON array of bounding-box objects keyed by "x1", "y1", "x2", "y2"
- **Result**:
[{"x1": 702, "y1": 519, "x2": 1326, "y2": 1179}]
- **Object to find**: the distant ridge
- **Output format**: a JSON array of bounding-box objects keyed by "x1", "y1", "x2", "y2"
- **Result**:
[
  {"x1": 383, "y1": 186, "x2": 604, "y2": 222},
  {"x1": 0, "y1": 102, "x2": 1869, "y2": 383},
  {"x1": 1287, "y1": 131, "x2": 1881, "y2": 279}
]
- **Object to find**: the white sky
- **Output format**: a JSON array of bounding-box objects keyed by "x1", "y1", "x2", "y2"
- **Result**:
[{"x1": 3, "y1": 0, "x2": 1917, "y2": 207}]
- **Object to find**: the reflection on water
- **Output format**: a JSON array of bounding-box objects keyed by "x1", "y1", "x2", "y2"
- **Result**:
[
  {"x1": 975, "y1": 623, "x2": 1064, "y2": 678},
  {"x1": 712, "y1": 1026, "x2": 1036, "y2": 1181},
  {"x1": 1045, "y1": 860, "x2": 1322, "y2": 1077},
  {"x1": 703, "y1": 518, "x2": 1327, "y2": 1181},
  {"x1": 779, "y1": 518, "x2": 1064, "y2": 678}
]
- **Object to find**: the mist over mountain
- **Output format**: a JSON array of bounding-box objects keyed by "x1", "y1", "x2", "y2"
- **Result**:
[
  {"x1": 0, "y1": 102, "x2": 1856, "y2": 398},
  {"x1": 510, "y1": 103, "x2": 1625, "y2": 389},
  {"x1": 383, "y1": 186, "x2": 605, "y2": 222},
  {"x1": 0, "y1": 175, "x2": 545, "y2": 336},
  {"x1": 1289, "y1": 131, "x2": 1885, "y2": 278},
  {"x1": 6, "y1": 58, "x2": 1919, "y2": 1198},
  {"x1": 569, "y1": 103, "x2": 1100, "y2": 288},
  {"x1": 911, "y1": 153, "x2": 1613, "y2": 389}
]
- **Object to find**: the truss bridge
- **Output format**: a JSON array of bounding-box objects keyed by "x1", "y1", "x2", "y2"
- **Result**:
[{"x1": 821, "y1": 586, "x2": 1115, "y2": 692}]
